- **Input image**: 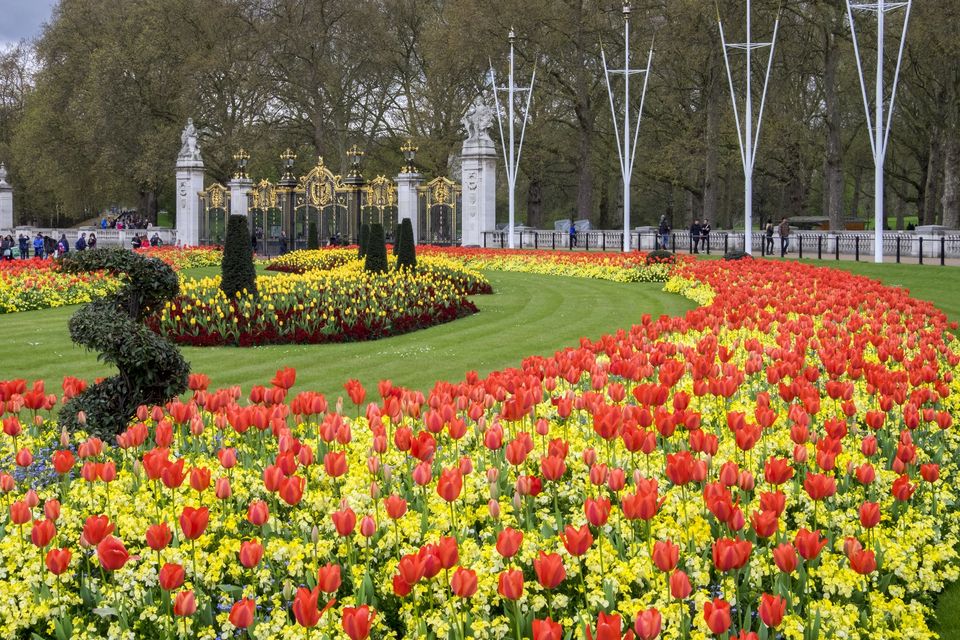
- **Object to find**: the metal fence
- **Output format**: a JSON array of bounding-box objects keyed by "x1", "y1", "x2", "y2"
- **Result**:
[
  {"x1": 481, "y1": 230, "x2": 960, "y2": 265},
  {"x1": 4, "y1": 226, "x2": 179, "y2": 250}
]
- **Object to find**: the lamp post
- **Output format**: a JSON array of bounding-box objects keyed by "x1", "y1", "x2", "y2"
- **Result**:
[
  {"x1": 232, "y1": 148, "x2": 250, "y2": 180},
  {"x1": 401, "y1": 140, "x2": 418, "y2": 173},
  {"x1": 345, "y1": 145, "x2": 365, "y2": 243},
  {"x1": 718, "y1": 0, "x2": 780, "y2": 254},
  {"x1": 847, "y1": 0, "x2": 911, "y2": 263},
  {"x1": 602, "y1": 1, "x2": 654, "y2": 253},
  {"x1": 278, "y1": 148, "x2": 297, "y2": 249},
  {"x1": 490, "y1": 28, "x2": 536, "y2": 250}
]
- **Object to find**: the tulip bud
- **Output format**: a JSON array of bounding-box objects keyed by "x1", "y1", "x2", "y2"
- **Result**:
[
  {"x1": 582, "y1": 448, "x2": 597, "y2": 467},
  {"x1": 76, "y1": 411, "x2": 87, "y2": 426},
  {"x1": 215, "y1": 477, "x2": 232, "y2": 500},
  {"x1": 360, "y1": 515, "x2": 376, "y2": 537},
  {"x1": 488, "y1": 499, "x2": 501, "y2": 520},
  {"x1": 44, "y1": 499, "x2": 61, "y2": 521},
  {"x1": 486, "y1": 467, "x2": 500, "y2": 484},
  {"x1": 367, "y1": 456, "x2": 380, "y2": 475},
  {"x1": 369, "y1": 481, "x2": 380, "y2": 499},
  {"x1": 311, "y1": 526, "x2": 320, "y2": 544},
  {"x1": 283, "y1": 580, "x2": 294, "y2": 601},
  {"x1": 793, "y1": 444, "x2": 808, "y2": 463},
  {"x1": 382, "y1": 465, "x2": 393, "y2": 483},
  {"x1": 25, "y1": 489, "x2": 39, "y2": 508},
  {"x1": 60, "y1": 428, "x2": 70, "y2": 447},
  {"x1": 512, "y1": 492, "x2": 523, "y2": 511}
]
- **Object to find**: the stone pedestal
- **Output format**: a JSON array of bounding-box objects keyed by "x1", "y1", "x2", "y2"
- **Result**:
[
  {"x1": 395, "y1": 172, "x2": 422, "y2": 243},
  {"x1": 229, "y1": 178, "x2": 252, "y2": 218},
  {"x1": 176, "y1": 163, "x2": 204, "y2": 246},
  {"x1": 0, "y1": 164, "x2": 13, "y2": 231},
  {"x1": 460, "y1": 137, "x2": 497, "y2": 247}
]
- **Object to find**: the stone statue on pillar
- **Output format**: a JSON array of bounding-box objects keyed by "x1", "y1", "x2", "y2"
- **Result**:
[
  {"x1": 460, "y1": 97, "x2": 497, "y2": 247},
  {"x1": 175, "y1": 120, "x2": 205, "y2": 246},
  {"x1": 0, "y1": 163, "x2": 13, "y2": 231}
]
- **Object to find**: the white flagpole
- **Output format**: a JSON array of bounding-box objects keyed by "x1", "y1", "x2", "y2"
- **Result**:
[
  {"x1": 847, "y1": 0, "x2": 911, "y2": 263},
  {"x1": 490, "y1": 28, "x2": 536, "y2": 250},
  {"x1": 602, "y1": 2, "x2": 654, "y2": 253},
  {"x1": 719, "y1": 1, "x2": 779, "y2": 254}
]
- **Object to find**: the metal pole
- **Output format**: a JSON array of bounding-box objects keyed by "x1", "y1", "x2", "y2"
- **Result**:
[
  {"x1": 874, "y1": 4, "x2": 884, "y2": 261},
  {"x1": 744, "y1": 0, "x2": 753, "y2": 252},
  {"x1": 623, "y1": 12, "x2": 631, "y2": 252},
  {"x1": 508, "y1": 36, "x2": 515, "y2": 249}
]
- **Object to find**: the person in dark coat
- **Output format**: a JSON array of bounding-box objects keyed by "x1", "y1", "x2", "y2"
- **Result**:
[
  {"x1": 658, "y1": 215, "x2": 671, "y2": 250},
  {"x1": 689, "y1": 219, "x2": 702, "y2": 254}
]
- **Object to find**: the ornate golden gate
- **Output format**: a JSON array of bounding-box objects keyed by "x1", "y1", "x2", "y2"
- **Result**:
[
  {"x1": 417, "y1": 177, "x2": 461, "y2": 245},
  {"x1": 199, "y1": 183, "x2": 230, "y2": 245},
  {"x1": 248, "y1": 179, "x2": 283, "y2": 255},
  {"x1": 362, "y1": 176, "x2": 398, "y2": 241},
  {"x1": 294, "y1": 158, "x2": 351, "y2": 248}
]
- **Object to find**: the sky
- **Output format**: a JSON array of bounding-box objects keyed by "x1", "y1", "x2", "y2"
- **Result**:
[{"x1": 0, "y1": 0, "x2": 57, "y2": 50}]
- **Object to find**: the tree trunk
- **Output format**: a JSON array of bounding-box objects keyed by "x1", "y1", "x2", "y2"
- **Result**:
[
  {"x1": 943, "y1": 134, "x2": 960, "y2": 229},
  {"x1": 851, "y1": 167, "x2": 862, "y2": 220},
  {"x1": 138, "y1": 189, "x2": 158, "y2": 224},
  {"x1": 821, "y1": 2, "x2": 845, "y2": 230},
  {"x1": 575, "y1": 119, "x2": 594, "y2": 221},
  {"x1": 526, "y1": 176, "x2": 543, "y2": 228},
  {"x1": 703, "y1": 87, "x2": 720, "y2": 226},
  {"x1": 923, "y1": 132, "x2": 943, "y2": 227},
  {"x1": 598, "y1": 180, "x2": 610, "y2": 230}
]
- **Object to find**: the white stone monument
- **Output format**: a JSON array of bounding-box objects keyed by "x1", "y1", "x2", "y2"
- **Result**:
[
  {"x1": 460, "y1": 97, "x2": 497, "y2": 247},
  {"x1": 175, "y1": 119, "x2": 204, "y2": 246},
  {"x1": 0, "y1": 164, "x2": 13, "y2": 232},
  {"x1": 396, "y1": 141, "x2": 422, "y2": 244}
]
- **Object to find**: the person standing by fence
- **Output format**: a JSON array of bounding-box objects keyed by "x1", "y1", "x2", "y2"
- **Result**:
[
  {"x1": 658, "y1": 215, "x2": 671, "y2": 250},
  {"x1": 33, "y1": 232, "x2": 43, "y2": 258},
  {"x1": 701, "y1": 220, "x2": 711, "y2": 253},
  {"x1": 569, "y1": 219, "x2": 578, "y2": 248},
  {"x1": 689, "y1": 219, "x2": 702, "y2": 253},
  {"x1": 765, "y1": 220, "x2": 775, "y2": 254},
  {"x1": 778, "y1": 218, "x2": 790, "y2": 257}
]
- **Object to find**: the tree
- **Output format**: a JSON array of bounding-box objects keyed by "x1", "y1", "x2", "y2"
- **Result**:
[
  {"x1": 221, "y1": 215, "x2": 257, "y2": 298},
  {"x1": 364, "y1": 223, "x2": 388, "y2": 272}
]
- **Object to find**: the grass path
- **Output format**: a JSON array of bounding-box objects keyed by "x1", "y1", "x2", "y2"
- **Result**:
[{"x1": 0, "y1": 270, "x2": 694, "y2": 400}]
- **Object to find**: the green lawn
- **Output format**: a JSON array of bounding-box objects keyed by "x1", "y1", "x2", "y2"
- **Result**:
[{"x1": 0, "y1": 270, "x2": 694, "y2": 401}]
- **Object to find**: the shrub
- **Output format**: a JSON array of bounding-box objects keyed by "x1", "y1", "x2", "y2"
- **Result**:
[
  {"x1": 359, "y1": 223, "x2": 370, "y2": 258},
  {"x1": 397, "y1": 219, "x2": 417, "y2": 269},
  {"x1": 644, "y1": 249, "x2": 675, "y2": 265},
  {"x1": 365, "y1": 223, "x2": 388, "y2": 273},
  {"x1": 307, "y1": 221, "x2": 319, "y2": 250},
  {"x1": 723, "y1": 251, "x2": 753, "y2": 261},
  {"x1": 57, "y1": 248, "x2": 189, "y2": 438},
  {"x1": 221, "y1": 215, "x2": 258, "y2": 299}
]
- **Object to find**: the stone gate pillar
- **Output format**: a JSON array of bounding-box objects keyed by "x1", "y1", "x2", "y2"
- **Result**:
[
  {"x1": 229, "y1": 148, "x2": 252, "y2": 219},
  {"x1": 459, "y1": 98, "x2": 497, "y2": 247},
  {"x1": 0, "y1": 164, "x2": 13, "y2": 231},
  {"x1": 396, "y1": 142, "x2": 422, "y2": 244},
  {"x1": 175, "y1": 119, "x2": 204, "y2": 246}
]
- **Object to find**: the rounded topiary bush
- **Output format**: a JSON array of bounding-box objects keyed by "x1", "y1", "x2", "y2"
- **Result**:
[
  {"x1": 723, "y1": 251, "x2": 753, "y2": 260},
  {"x1": 58, "y1": 248, "x2": 189, "y2": 438},
  {"x1": 644, "y1": 249, "x2": 675, "y2": 265},
  {"x1": 222, "y1": 215, "x2": 258, "y2": 299},
  {"x1": 396, "y1": 218, "x2": 417, "y2": 269},
  {"x1": 364, "y1": 223, "x2": 388, "y2": 273}
]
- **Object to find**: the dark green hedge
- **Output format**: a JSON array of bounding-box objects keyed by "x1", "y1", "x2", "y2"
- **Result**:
[
  {"x1": 221, "y1": 215, "x2": 258, "y2": 299},
  {"x1": 364, "y1": 223, "x2": 388, "y2": 273}
]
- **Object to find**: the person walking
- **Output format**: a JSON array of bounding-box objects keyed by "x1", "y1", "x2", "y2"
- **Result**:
[
  {"x1": 689, "y1": 219, "x2": 702, "y2": 254},
  {"x1": 658, "y1": 215, "x2": 671, "y2": 251},
  {"x1": 569, "y1": 219, "x2": 578, "y2": 249},
  {"x1": 700, "y1": 219, "x2": 711, "y2": 253},
  {"x1": 87, "y1": 232, "x2": 97, "y2": 250},
  {"x1": 279, "y1": 231, "x2": 288, "y2": 255},
  {"x1": 18, "y1": 234, "x2": 28, "y2": 259},
  {"x1": 33, "y1": 232, "x2": 44, "y2": 258},
  {"x1": 765, "y1": 220, "x2": 775, "y2": 255},
  {"x1": 75, "y1": 233, "x2": 87, "y2": 252},
  {"x1": 58, "y1": 233, "x2": 69, "y2": 256},
  {"x1": 778, "y1": 218, "x2": 791, "y2": 257}
]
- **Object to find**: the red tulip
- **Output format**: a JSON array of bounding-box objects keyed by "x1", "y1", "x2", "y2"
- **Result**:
[
  {"x1": 652, "y1": 540, "x2": 679, "y2": 573},
  {"x1": 892, "y1": 474, "x2": 916, "y2": 501},
  {"x1": 229, "y1": 598, "x2": 256, "y2": 628},
  {"x1": 342, "y1": 605, "x2": 375, "y2": 640},
  {"x1": 498, "y1": 568, "x2": 524, "y2": 600},
  {"x1": 317, "y1": 563, "x2": 342, "y2": 593},
  {"x1": 794, "y1": 528, "x2": 828, "y2": 560},
  {"x1": 634, "y1": 607, "x2": 662, "y2": 640},
  {"x1": 584, "y1": 497, "x2": 611, "y2": 528},
  {"x1": 532, "y1": 617, "x2": 564, "y2": 640},
  {"x1": 239, "y1": 539, "x2": 264, "y2": 568},
  {"x1": 189, "y1": 467, "x2": 211, "y2": 493},
  {"x1": 332, "y1": 507, "x2": 357, "y2": 536},
  {"x1": 758, "y1": 593, "x2": 786, "y2": 628},
  {"x1": 279, "y1": 475, "x2": 306, "y2": 506},
  {"x1": 161, "y1": 458, "x2": 186, "y2": 489},
  {"x1": 52, "y1": 449, "x2": 75, "y2": 475},
  {"x1": 763, "y1": 456, "x2": 794, "y2": 485},
  {"x1": 803, "y1": 472, "x2": 836, "y2": 501},
  {"x1": 703, "y1": 598, "x2": 732, "y2": 635},
  {"x1": 450, "y1": 566, "x2": 478, "y2": 598},
  {"x1": 45, "y1": 547, "x2": 71, "y2": 575},
  {"x1": 534, "y1": 551, "x2": 565, "y2": 589},
  {"x1": 146, "y1": 522, "x2": 172, "y2": 551},
  {"x1": 859, "y1": 501, "x2": 880, "y2": 529},
  {"x1": 30, "y1": 519, "x2": 56, "y2": 548},
  {"x1": 711, "y1": 537, "x2": 752, "y2": 572},
  {"x1": 497, "y1": 527, "x2": 523, "y2": 558},
  {"x1": 96, "y1": 535, "x2": 130, "y2": 571},
  {"x1": 670, "y1": 569, "x2": 692, "y2": 599},
  {"x1": 344, "y1": 379, "x2": 366, "y2": 406},
  {"x1": 179, "y1": 506, "x2": 209, "y2": 540},
  {"x1": 247, "y1": 500, "x2": 270, "y2": 526},
  {"x1": 751, "y1": 510, "x2": 779, "y2": 538},
  {"x1": 586, "y1": 611, "x2": 625, "y2": 640},
  {"x1": 271, "y1": 367, "x2": 296, "y2": 390},
  {"x1": 437, "y1": 536, "x2": 459, "y2": 569},
  {"x1": 398, "y1": 554, "x2": 425, "y2": 585},
  {"x1": 9, "y1": 500, "x2": 30, "y2": 525},
  {"x1": 215, "y1": 477, "x2": 232, "y2": 499},
  {"x1": 772, "y1": 542, "x2": 798, "y2": 573},
  {"x1": 920, "y1": 463, "x2": 940, "y2": 483},
  {"x1": 324, "y1": 451, "x2": 348, "y2": 478},
  {"x1": 173, "y1": 590, "x2": 197, "y2": 617},
  {"x1": 437, "y1": 467, "x2": 463, "y2": 502},
  {"x1": 292, "y1": 586, "x2": 323, "y2": 628},
  {"x1": 217, "y1": 447, "x2": 238, "y2": 469},
  {"x1": 82, "y1": 515, "x2": 114, "y2": 545},
  {"x1": 384, "y1": 495, "x2": 407, "y2": 519},
  {"x1": 158, "y1": 563, "x2": 185, "y2": 590},
  {"x1": 561, "y1": 524, "x2": 593, "y2": 557},
  {"x1": 849, "y1": 548, "x2": 877, "y2": 574}
]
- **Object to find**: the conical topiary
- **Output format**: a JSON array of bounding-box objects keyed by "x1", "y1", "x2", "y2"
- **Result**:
[
  {"x1": 396, "y1": 218, "x2": 417, "y2": 269},
  {"x1": 221, "y1": 215, "x2": 258, "y2": 299},
  {"x1": 393, "y1": 221, "x2": 403, "y2": 256},
  {"x1": 307, "y1": 221, "x2": 319, "y2": 250},
  {"x1": 364, "y1": 223, "x2": 388, "y2": 273},
  {"x1": 359, "y1": 223, "x2": 370, "y2": 258}
]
